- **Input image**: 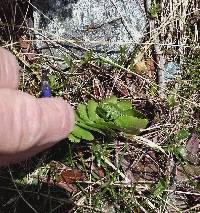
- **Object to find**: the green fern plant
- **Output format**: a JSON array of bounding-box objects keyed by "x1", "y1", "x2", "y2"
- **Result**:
[{"x1": 68, "y1": 96, "x2": 148, "y2": 143}]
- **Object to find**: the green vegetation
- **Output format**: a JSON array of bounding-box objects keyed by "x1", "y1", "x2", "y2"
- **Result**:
[
  {"x1": 69, "y1": 96, "x2": 148, "y2": 142},
  {"x1": 149, "y1": 3, "x2": 160, "y2": 19}
]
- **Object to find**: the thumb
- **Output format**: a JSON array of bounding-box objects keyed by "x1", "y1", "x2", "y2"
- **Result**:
[{"x1": 0, "y1": 89, "x2": 75, "y2": 166}]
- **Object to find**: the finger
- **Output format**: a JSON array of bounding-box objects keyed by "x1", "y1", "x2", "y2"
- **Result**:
[
  {"x1": 0, "y1": 47, "x2": 20, "y2": 89},
  {"x1": 0, "y1": 89, "x2": 75, "y2": 165}
]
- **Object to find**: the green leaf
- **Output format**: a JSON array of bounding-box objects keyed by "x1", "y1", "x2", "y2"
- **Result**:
[
  {"x1": 97, "y1": 103, "x2": 122, "y2": 121},
  {"x1": 49, "y1": 75, "x2": 60, "y2": 90},
  {"x1": 172, "y1": 146, "x2": 187, "y2": 161},
  {"x1": 149, "y1": 3, "x2": 160, "y2": 19},
  {"x1": 76, "y1": 109, "x2": 112, "y2": 132},
  {"x1": 114, "y1": 116, "x2": 148, "y2": 132},
  {"x1": 81, "y1": 51, "x2": 93, "y2": 65},
  {"x1": 149, "y1": 83, "x2": 158, "y2": 96},
  {"x1": 123, "y1": 109, "x2": 145, "y2": 118},
  {"x1": 176, "y1": 129, "x2": 190, "y2": 141},
  {"x1": 68, "y1": 133, "x2": 81, "y2": 143},
  {"x1": 118, "y1": 45, "x2": 128, "y2": 65},
  {"x1": 117, "y1": 100, "x2": 132, "y2": 111},
  {"x1": 64, "y1": 55, "x2": 74, "y2": 68},
  {"x1": 77, "y1": 103, "x2": 91, "y2": 122},
  {"x1": 97, "y1": 120, "x2": 119, "y2": 132},
  {"x1": 71, "y1": 125, "x2": 94, "y2": 141},
  {"x1": 154, "y1": 179, "x2": 168, "y2": 197},
  {"x1": 76, "y1": 121, "x2": 105, "y2": 135},
  {"x1": 103, "y1": 96, "x2": 118, "y2": 104},
  {"x1": 167, "y1": 94, "x2": 177, "y2": 107},
  {"x1": 87, "y1": 100, "x2": 104, "y2": 122}
]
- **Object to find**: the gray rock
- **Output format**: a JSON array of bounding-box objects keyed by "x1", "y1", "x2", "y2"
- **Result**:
[
  {"x1": 32, "y1": 0, "x2": 147, "y2": 59},
  {"x1": 164, "y1": 61, "x2": 181, "y2": 81}
]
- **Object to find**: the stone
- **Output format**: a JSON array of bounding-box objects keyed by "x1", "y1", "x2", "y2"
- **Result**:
[
  {"x1": 32, "y1": 0, "x2": 147, "y2": 59},
  {"x1": 164, "y1": 61, "x2": 180, "y2": 81}
]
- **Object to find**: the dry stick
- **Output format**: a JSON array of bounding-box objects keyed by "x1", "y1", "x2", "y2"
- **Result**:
[
  {"x1": 178, "y1": 0, "x2": 189, "y2": 67},
  {"x1": 158, "y1": 195, "x2": 181, "y2": 212},
  {"x1": 154, "y1": 39, "x2": 166, "y2": 98},
  {"x1": 134, "y1": 1, "x2": 181, "y2": 64},
  {"x1": 183, "y1": 204, "x2": 200, "y2": 213},
  {"x1": 4, "y1": 37, "x2": 200, "y2": 48},
  {"x1": 145, "y1": 0, "x2": 166, "y2": 98},
  {"x1": 8, "y1": 167, "x2": 39, "y2": 213}
]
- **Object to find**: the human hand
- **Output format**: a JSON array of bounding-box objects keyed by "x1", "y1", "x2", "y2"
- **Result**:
[{"x1": 0, "y1": 47, "x2": 75, "y2": 166}]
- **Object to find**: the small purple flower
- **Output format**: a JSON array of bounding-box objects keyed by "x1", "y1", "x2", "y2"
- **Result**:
[
  {"x1": 41, "y1": 81, "x2": 51, "y2": 97},
  {"x1": 41, "y1": 68, "x2": 51, "y2": 97}
]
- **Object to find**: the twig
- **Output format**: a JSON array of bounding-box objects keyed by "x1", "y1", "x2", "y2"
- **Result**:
[{"x1": 8, "y1": 167, "x2": 38, "y2": 213}]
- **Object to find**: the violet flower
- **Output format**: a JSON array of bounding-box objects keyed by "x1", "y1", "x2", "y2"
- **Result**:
[{"x1": 41, "y1": 68, "x2": 51, "y2": 97}]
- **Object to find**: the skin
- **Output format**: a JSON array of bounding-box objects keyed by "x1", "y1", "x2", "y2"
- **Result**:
[{"x1": 0, "y1": 47, "x2": 75, "y2": 166}]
